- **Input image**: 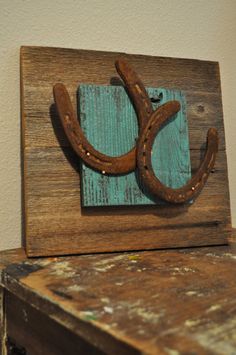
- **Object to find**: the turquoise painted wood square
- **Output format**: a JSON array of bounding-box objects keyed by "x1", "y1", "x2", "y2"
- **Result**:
[{"x1": 79, "y1": 84, "x2": 191, "y2": 207}]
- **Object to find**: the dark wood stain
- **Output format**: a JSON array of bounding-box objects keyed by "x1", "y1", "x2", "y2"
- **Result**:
[
  {"x1": 4, "y1": 263, "x2": 43, "y2": 280},
  {"x1": 50, "y1": 289, "x2": 73, "y2": 300}
]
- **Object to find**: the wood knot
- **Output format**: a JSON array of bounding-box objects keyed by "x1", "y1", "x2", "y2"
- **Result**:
[{"x1": 197, "y1": 104, "x2": 205, "y2": 113}]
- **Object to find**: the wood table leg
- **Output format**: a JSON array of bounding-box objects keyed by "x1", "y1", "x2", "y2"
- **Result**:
[{"x1": 0, "y1": 286, "x2": 7, "y2": 355}]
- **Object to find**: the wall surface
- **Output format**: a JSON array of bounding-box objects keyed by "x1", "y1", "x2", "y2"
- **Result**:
[{"x1": 0, "y1": 0, "x2": 235, "y2": 251}]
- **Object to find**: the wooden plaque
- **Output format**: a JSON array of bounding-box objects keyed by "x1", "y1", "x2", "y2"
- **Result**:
[{"x1": 21, "y1": 46, "x2": 232, "y2": 257}]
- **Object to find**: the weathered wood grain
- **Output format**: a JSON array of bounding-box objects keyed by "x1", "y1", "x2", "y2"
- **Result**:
[
  {"x1": 23, "y1": 89, "x2": 226, "y2": 151},
  {"x1": 6, "y1": 292, "x2": 105, "y2": 355},
  {"x1": 21, "y1": 46, "x2": 231, "y2": 256},
  {"x1": 24, "y1": 147, "x2": 231, "y2": 255},
  {"x1": 2, "y1": 246, "x2": 236, "y2": 354},
  {"x1": 80, "y1": 84, "x2": 190, "y2": 206}
]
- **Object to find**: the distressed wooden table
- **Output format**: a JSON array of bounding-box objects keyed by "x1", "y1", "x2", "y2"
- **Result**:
[{"x1": 1, "y1": 244, "x2": 236, "y2": 355}]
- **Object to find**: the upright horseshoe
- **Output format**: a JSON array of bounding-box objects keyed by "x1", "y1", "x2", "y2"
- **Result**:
[
  {"x1": 53, "y1": 59, "x2": 176, "y2": 175},
  {"x1": 118, "y1": 58, "x2": 219, "y2": 203},
  {"x1": 53, "y1": 59, "x2": 157, "y2": 175},
  {"x1": 53, "y1": 58, "x2": 219, "y2": 204}
]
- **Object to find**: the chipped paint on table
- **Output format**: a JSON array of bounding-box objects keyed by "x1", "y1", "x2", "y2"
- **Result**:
[{"x1": 1, "y1": 245, "x2": 236, "y2": 354}]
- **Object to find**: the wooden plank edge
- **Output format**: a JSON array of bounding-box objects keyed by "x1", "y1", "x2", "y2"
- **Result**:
[
  {"x1": 20, "y1": 45, "x2": 220, "y2": 67},
  {"x1": 25, "y1": 225, "x2": 231, "y2": 257},
  {"x1": 20, "y1": 48, "x2": 30, "y2": 256}
]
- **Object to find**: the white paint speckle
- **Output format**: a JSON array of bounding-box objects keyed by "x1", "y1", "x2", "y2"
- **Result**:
[
  {"x1": 186, "y1": 291, "x2": 197, "y2": 296},
  {"x1": 94, "y1": 255, "x2": 125, "y2": 267},
  {"x1": 36, "y1": 259, "x2": 52, "y2": 266},
  {"x1": 172, "y1": 266, "x2": 196, "y2": 275},
  {"x1": 95, "y1": 264, "x2": 115, "y2": 272},
  {"x1": 101, "y1": 297, "x2": 110, "y2": 303},
  {"x1": 206, "y1": 253, "x2": 221, "y2": 258},
  {"x1": 50, "y1": 261, "x2": 76, "y2": 278},
  {"x1": 132, "y1": 307, "x2": 164, "y2": 324},
  {"x1": 138, "y1": 329, "x2": 145, "y2": 335},
  {"x1": 206, "y1": 304, "x2": 222, "y2": 313},
  {"x1": 104, "y1": 306, "x2": 114, "y2": 314},
  {"x1": 193, "y1": 317, "x2": 236, "y2": 354},
  {"x1": 185, "y1": 319, "x2": 200, "y2": 327},
  {"x1": 164, "y1": 348, "x2": 180, "y2": 355},
  {"x1": 67, "y1": 284, "x2": 84, "y2": 292},
  {"x1": 183, "y1": 267, "x2": 196, "y2": 272},
  {"x1": 223, "y1": 253, "x2": 236, "y2": 260}
]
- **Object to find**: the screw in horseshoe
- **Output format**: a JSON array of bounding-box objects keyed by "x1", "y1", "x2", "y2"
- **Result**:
[{"x1": 53, "y1": 59, "x2": 218, "y2": 204}]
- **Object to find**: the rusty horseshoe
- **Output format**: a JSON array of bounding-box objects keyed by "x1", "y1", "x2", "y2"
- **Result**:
[
  {"x1": 53, "y1": 59, "x2": 218, "y2": 204},
  {"x1": 53, "y1": 59, "x2": 174, "y2": 174},
  {"x1": 136, "y1": 110, "x2": 218, "y2": 204}
]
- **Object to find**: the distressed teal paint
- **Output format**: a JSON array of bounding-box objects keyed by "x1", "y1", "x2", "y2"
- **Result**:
[{"x1": 79, "y1": 84, "x2": 191, "y2": 207}]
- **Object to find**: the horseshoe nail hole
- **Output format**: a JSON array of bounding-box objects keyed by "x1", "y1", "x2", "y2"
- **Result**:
[
  {"x1": 78, "y1": 144, "x2": 85, "y2": 153},
  {"x1": 142, "y1": 152, "x2": 146, "y2": 156},
  {"x1": 150, "y1": 92, "x2": 163, "y2": 103},
  {"x1": 144, "y1": 138, "x2": 148, "y2": 143},
  {"x1": 144, "y1": 165, "x2": 148, "y2": 170},
  {"x1": 64, "y1": 114, "x2": 70, "y2": 123},
  {"x1": 211, "y1": 169, "x2": 215, "y2": 173},
  {"x1": 148, "y1": 126, "x2": 152, "y2": 130}
]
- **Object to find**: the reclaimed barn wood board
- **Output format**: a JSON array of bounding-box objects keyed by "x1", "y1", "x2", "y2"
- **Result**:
[
  {"x1": 1, "y1": 245, "x2": 236, "y2": 353},
  {"x1": 21, "y1": 46, "x2": 232, "y2": 257},
  {"x1": 80, "y1": 85, "x2": 190, "y2": 206}
]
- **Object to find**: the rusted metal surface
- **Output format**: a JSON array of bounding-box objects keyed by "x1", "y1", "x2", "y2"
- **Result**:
[
  {"x1": 53, "y1": 59, "x2": 179, "y2": 175},
  {"x1": 54, "y1": 58, "x2": 219, "y2": 204},
  {"x1": 53, "y1": 58, "x2": 154, "y2": 175},
  {"x1": 53, "y1": 82, "x2": 136, "y2": 175},
  {"x1": 137, "y1": 108, "x2": 219, "y2": 204},
  {"x1": 115, "y1": 58, "x2": 153, "y2": 130}
]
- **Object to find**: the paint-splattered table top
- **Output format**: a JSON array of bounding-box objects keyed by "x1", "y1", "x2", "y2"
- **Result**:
[{"x1": 1, "y1": 245, "x2": 236, "y2": 354}]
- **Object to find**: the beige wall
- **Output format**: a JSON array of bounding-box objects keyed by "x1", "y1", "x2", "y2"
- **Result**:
[{"x1": 0, "y1": 0, "x2": 235, "y2": 250}]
